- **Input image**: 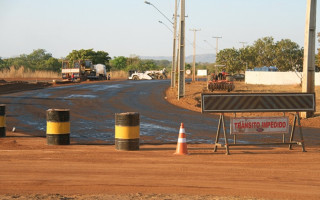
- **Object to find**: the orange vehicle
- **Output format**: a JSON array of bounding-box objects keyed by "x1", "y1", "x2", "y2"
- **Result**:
[{"x1": 207, "y1": 72, "x2": 234, "y2": 92}]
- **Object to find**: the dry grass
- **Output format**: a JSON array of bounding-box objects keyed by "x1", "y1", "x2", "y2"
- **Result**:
[
  {"x1": 0, "y1": 68, "x2": 130, "y2": 80},
  {"x1": 109, "y1": 70, "x2": 128, "y2": 79},
  {"x1": 0, "y1": 66, "x2": 60, "y2": 79}
]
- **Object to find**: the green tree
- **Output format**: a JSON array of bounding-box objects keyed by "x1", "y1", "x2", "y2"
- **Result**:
[
  {"x1": 45, "y1": 57, "x2": 61, "y2": 72},
  {"x1": 274, "y1": 39, "x2": 303, "y2": 71},
  {"x1": 66, "y1": 49, "x2": 111, "y2": 66},
  {"x1": 239, "y1": 46, "x2": 257, "y2": 70},
  {"x1": 110, "y1": 56, "x2": 127, "y2": 70},
  {"x1": 0, "y1": 57, "x2": 8, "y2": 70},
  {"x1": 252, "y1": 36, "x2": 276, "y2": 67},
  {"x1": 216, "y1": 48, "x2": 242, "y2": 73}
]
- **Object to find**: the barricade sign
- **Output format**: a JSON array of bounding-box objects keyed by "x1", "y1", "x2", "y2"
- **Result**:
[
  {"x1": 201, "y1": 92, "x2": 315, "y2": 155},
  {"x1": 230, "y1": 117, "x2": 289, "y2": 134}
]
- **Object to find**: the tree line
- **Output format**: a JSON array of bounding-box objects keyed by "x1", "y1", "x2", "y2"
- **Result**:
[
  {"x1": 216, "y1": 36, "x2": 304, "y2": 73},
  {"x1": 0, "y1": 49, "x2": 171, "y2": 73},
  {"x1": 1, "y1": 36, "x2": 318, "y2": 74}
]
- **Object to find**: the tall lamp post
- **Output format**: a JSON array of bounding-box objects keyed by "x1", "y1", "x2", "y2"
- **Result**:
[
  {"x1": 178, "y1": 0, "x2": 185, "y2": 99},
  {"x1": 144, "y1": 1, "x2": 178, "y2": 88},
  {"x1": 302, "y1": 0, "x2": 317, "y2": 118},
  {"x1": 190, "y1": 29, "x2": 201, "y2": 82},
  {"x1": 212, "y1": 36, "x2": 222, "y2": 57}
]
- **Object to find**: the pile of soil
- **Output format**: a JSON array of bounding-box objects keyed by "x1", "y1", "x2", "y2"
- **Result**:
[{"x1": 0, "y1": 79, "x2": 52, "y2": 95}]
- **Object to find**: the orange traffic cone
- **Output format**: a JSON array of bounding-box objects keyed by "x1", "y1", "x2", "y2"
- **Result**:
[{"x1": 174, "y1": 123, "x2": 189, "y2": 155}]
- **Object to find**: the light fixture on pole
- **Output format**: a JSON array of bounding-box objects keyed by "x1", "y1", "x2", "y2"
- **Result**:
[
  {"x1": 158, "y1": 21, "x2": 173, "y2": 33},
  {"x1": 144, "y1": 0, "x2": 178, "y2": 88},
  {"x1": 145, "y1": 1, "x2": 173, "y2": 25}
]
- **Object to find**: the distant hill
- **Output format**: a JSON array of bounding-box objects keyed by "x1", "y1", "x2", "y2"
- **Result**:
[{"x1": 140, "y1": 54, "x2": 216, "y2": 63}]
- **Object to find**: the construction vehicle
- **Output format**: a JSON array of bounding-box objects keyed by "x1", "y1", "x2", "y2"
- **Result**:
[
  {"x1": 61, "y1": 60, "x2": 107, "y2": 82},
  {"x1": 128, "y1": 68, "x2": 167, "y2": 80},
  {"x1": 207, "y1": 72, "x2": 235, "y2": 92}
]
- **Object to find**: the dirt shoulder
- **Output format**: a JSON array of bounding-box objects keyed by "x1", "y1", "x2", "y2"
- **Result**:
[
  {"x1": 0, "y1": 79, "x2": 320, "y2": 199},
  {"x1": 1, "y1": 131, "x2": 319, "y2": 200},
  {"x1": 166, "y1": 81, "x2": 320, "y2": 128}
]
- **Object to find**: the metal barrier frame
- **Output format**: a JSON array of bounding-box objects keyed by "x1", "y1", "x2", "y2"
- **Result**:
[{"x1": 201, "y1": 93, "x2": 315, "y2": 155}]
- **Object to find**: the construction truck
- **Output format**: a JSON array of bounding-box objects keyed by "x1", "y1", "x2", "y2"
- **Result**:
[
  {"x1": 128, "y1": 68, "x2": 167, "y2": 80},
  {"x1": 61, "y1": 60, "x2": 107, "y2": 82}
]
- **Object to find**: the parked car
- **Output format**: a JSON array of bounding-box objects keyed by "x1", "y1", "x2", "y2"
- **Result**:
[{"x1": 233, "y1": 74, "x2": 245, "y2": 81}]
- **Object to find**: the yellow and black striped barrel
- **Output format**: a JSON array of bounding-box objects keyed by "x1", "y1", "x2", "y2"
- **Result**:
[
  {"x1": 115, "y1": 112, "x2": 140, "y2": 151},
  {"x1": 46, "y1": 109, "x2": 70, "y2": 145},
  {"x1": 0, "y1": 105, "x2": 6, "y2": 137}
]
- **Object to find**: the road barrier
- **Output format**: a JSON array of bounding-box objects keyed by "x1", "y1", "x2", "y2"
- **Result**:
[
  {"x1": 115, "y1": 112, "x2": 140, "y2": 151},
  {"x1": 0, "y1": 104, "x2": 5, "y2": 137},
  {"x1": 174, "y1": 123, "x2": 189, "y2": 155},
  {"x1": 46, "y1": 109, "x2": 70, "y2": 145},
  {"x1": 201, "y1": 93, "x2": 315, "y2": 155}
]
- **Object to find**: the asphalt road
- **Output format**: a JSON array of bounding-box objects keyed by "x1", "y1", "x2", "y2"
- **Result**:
[
  {"x1": 1, "y1": 79, "x2": 319, "y2": 146},
  {"x1": 1, "y1": 80, "x2": 220, "y2": 144}
]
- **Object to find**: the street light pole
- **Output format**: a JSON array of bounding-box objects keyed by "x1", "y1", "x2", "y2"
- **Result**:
[
  {"x1": 302, "y1": 0, "x2": 317, "y2": 118},
  {"x1": 212, "y1": 36, "x2": 222, "y2": 56},
  {"x1": 178, "y1": 0, "x2": 185, "y2": 99},
  {"x1": 204, "y1": 40, "x2": 215, "y2": 64},
  {"x1": 190, "y1": 28, "x2": 201, "y2": 82},
  {"x1": 144, "y1": 1, "x2": 173, "y2": 25},
  {"x1": 212, "y1": 36, "x2": 222, "y2": 73},
  {"x1": 158, "y1": 21, "x2": 173, "y2": 33},
  {"x1": 144, "y1": 0, "x2": 177, "y2": 88},
  {"x1": 172, "y1": 0, "x2": 178, "y2": 88}
]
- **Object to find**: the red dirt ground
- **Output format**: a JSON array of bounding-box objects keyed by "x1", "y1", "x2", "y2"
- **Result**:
[{"x1": 0, "y1": 79, "x2": 319, "y2": 200}]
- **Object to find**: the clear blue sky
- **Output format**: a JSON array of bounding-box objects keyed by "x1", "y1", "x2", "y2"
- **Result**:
[{"x1": 0, "y1": 0, "x2": 319, "y2": 59}]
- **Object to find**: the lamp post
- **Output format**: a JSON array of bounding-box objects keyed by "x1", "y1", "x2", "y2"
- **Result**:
[
  {"x1": 190, "y1": 29, "x2": 201, "y2": 82},
  {"x1": 212, "y1": 36, "x2": 222, "y2": 57},
  {"x1": 302, "y1": 0, "x2": 317, "y2": 118},
  {"x1": 158, "y1": 21, "x2": 173, "y2": 33},
  {"x1": 178, "y1": 0, "x2": 185, "y2": 99},
  {"x1": 204, "y1": 39, "x2": 215, "y2": 64},
  {"x1": 144, "y1": 0, "x2": 178, "y2": 88}
]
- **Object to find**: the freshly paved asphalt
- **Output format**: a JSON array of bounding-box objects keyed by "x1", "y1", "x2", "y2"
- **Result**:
[{"x1": 2, "y1": 79, "x2": 319, "y2": 146}]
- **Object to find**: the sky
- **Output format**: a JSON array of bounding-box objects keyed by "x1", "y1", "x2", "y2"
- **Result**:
[{"x1": 0, "y1": 0, "x2": 319, "y2": 59}]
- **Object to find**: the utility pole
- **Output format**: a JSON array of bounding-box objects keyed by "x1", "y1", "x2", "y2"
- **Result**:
[
  {"x1": 212, "y1": 36, "x2": 222, "y2": 73},
  {"x1": 178, "y1": 0, "x2": 185, "y2": 99},
  {"x1": 171, "y1": 0, "x2": 178, "y2": 88},
  {"x1": 212, "y1": 36, "x2": 222, "y2": 56},
  {"x1": 302, "y1": 0, "x2": 317, "y2": 118},
  {"x1": 239, "y1": 41, "x2": 247, "y2": 48},
  {"x1": 190, "y1": 28, "x2": 201, "y2": 82}
]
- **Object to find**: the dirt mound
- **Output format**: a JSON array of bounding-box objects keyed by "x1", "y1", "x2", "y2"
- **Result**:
[{"x1": 0, "y1": 81, "x2": 52, "y2": 95}]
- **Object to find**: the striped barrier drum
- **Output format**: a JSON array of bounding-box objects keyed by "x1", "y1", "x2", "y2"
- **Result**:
[
  {"x1": 46, "y1": 109, "x2": 70, "y2": 145},
  {"x1": 0, "y1": 105, "x2": 5, "y2": 137},
  {"x1": 115, "y1": 112, "x2": 140, "y2": 151}
]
